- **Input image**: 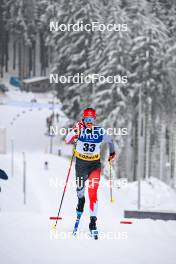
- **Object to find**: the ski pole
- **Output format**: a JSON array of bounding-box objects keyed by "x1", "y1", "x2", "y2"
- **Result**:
[
  {"x1": 52, "y1": 144, "x2": 76, "y2": 230},
  {"x1": 109, "y1": 160, "x2": 115, "y2": 203}
]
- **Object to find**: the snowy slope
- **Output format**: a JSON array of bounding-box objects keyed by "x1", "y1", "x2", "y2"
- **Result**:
[
  {"x1": 0, "y1": 90, "x2": 68, "y2": 152},
  {"x1": 1, "y1": 151, "x2": 176, "y2": 264},
  {"x1": 0, "y1": 90, "x2": 176, "y2": 264}
]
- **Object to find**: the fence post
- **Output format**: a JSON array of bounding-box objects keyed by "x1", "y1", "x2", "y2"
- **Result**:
[
  {"x1": 22, "y1": 152, "x2": 26, "y2": 205},
  {"x1": 11, "y1": 139, "x2": 14, "y2": 177}
]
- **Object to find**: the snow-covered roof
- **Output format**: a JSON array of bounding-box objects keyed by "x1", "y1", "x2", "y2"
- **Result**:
[{"x1": 23, "y1": 77, "x2": 49, "y2": 84}]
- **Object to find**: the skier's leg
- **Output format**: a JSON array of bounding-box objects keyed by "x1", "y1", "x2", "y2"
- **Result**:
[
  {"x1": 76, "y1": 195, "x2": 85, "y2": 213},
  {"x1": 88, "y1": 168, "x2": 101, "y2": 217},
  {"x1": 73, "y1": 178, "x2": 85, "y2": 235},
  {"x1": 88, "y1": 168, "x2": 100, "y2": 239},
  {"x1": 75, "y1": 163, "x2": 87, "y2": 213},
  {"x1": 72, "y1": 168, "x2": 86, "y2": 235}
]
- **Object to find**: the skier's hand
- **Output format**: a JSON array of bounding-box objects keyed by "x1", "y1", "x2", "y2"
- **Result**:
[
  {"x1": 108, "y1": 152, "x2": 116, "y2": 162},
  {"x1": 73, "y1": 121, "x2": 84, "y2": 135}
]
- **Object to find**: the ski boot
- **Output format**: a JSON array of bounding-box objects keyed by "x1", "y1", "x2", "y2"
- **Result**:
[
  {"x1": 73, "y1": 197, "x2": 85, "y2": 235},
  {"x1": 89, "y1": 216, "x2": 98, "y2": 240}
]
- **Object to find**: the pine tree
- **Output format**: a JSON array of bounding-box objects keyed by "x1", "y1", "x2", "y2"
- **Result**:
[
  {"x1": 51, "y1": 0, "x2": 102, "y2": 120},
  {"x1": 3, "y1": 0, "x2": 37, "y2": 78}
]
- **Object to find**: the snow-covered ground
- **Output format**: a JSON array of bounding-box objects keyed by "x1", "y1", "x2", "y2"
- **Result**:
[
  {"x1": 0, "y1": 89, "x2": 68, "y2": 153},
  {"x1": 0, "y1": 90, "x2": 176, "y2": 264}
]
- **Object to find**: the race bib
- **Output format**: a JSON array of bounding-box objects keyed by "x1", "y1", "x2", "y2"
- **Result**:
[{"x1": 75, "y1": 127, "x2": 103, "y2": 160}]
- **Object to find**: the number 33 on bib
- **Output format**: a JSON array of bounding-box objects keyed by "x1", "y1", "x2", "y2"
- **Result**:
[{"x1": 65, "y1": 126, "x2": 115, "y2": 161}]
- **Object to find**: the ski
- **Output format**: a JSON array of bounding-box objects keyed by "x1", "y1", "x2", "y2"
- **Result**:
[{"x1": 72, "y1": 211, "x2": 82, "y2": 236}]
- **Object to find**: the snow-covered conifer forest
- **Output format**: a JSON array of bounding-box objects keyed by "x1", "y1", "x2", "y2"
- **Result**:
[{"x1": 1, "y1": 0, "x2": 176, "y2": 184}]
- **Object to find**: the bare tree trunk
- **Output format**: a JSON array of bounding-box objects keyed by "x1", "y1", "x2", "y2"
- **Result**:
[
  {"x1": 40, "y1": 33, "x2": 44, "y2": 75},
  {"x1": 137, "y1": 86, "x2": 142, "y2": 209},
  {"x1": 33, "y1": 41, "x2": 36, "y2": 76},
  {"x1": 22, "y1": 42, "x2": 25, "y2": 79},
  {"x1": 0, "y1": 42, "x2": 4, "y2": 78},
  {"x1": 40, "y1": 32, "x2": 48, "y2": 76},
  {"x1": 145, "y1": 102, "x2": 152, "y2": 179},
  {"x1": 18, "y1": 39, "x2": 22, "y2": 79},
  {"x1": 169, "y1": 124, "x2": 174, "y2": 186},
  {"x1": 5, "y1": 31, "x2": 9, "y2": 72},
  {"x1": 13, "y1": 39, "x2": 17, "y2": 70},
  {"x1": 25, "y1": 46, "x2": 30, "y2": 78},
  {"x1": 126, "y1": 121, "x2": 132, "y2": 181},
  {"x1": 133, "y1": 117, "x2": 138, "y2": 181},
  {"x1": 159, "y1": 122, "x2": 166, "y2": 181},
  {"x1": 28, "y1": 44, "x2": 33, "y2": 77},
  {"x1": 167, "y1": 124, "x2": 172, "y2": 185},
  {"x1": 0, "y1": 3, "x2": 4, "y2": 78},
  {"x1": 0, "y1": 29, "x2": 5, "y2": 78},
  {"x1": 173, "y1": 121, "x2": 176, "y2": 188}
]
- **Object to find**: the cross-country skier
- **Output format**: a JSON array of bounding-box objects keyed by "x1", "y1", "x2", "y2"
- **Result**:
[{"x1": 65, "y1": 108, "x2": 116, "y2": 239}]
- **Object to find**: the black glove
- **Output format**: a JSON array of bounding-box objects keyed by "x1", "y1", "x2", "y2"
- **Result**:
[{"x1": 108, "y1": 152, "x2": 116, "y2": 162}]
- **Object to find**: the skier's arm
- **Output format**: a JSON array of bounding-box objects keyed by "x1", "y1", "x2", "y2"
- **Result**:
[
  {"x1": 65, "y1": 129, "x2": 77, "y2": 144},
  {"x1": 65, "y1": 121, "x2": 84, "y2": 144},
  {"x1": 103, "y1": 133, "x2": 116, "y2": 161}
]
